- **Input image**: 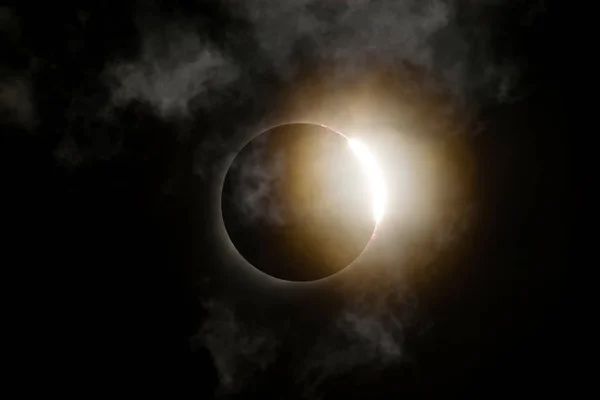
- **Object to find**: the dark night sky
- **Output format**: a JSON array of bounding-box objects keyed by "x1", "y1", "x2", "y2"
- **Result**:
[{"x1": 2, "y1": 1, "x2": 567, "y2": 398}]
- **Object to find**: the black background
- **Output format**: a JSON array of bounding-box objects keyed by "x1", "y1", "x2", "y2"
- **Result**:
[{"x1": 2, "y1": 1, "x2": 567, "y2": 398}]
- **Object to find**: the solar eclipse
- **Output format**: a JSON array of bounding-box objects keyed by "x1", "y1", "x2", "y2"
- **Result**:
[{"x1": 221, "y1": 123, "x2": 386, "y2": 282}]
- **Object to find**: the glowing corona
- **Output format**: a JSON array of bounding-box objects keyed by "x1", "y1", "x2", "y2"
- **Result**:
[{"x1": 348, "y1": 139, "x2": 386, "y2": 224}]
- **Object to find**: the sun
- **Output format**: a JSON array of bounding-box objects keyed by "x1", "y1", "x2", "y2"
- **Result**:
[{"x1": 348, "y1": 138, "x2": 386, "y2": 224}]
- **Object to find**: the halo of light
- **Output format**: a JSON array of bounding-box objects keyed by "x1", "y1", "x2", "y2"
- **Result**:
[{"x1": 348, "y1": 138, "x2": 386, "y2": 224}]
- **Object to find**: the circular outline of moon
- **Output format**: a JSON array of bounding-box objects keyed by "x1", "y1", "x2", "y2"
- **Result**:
[{"x1": 215, "y1": 122, "x2": 387, "y2": 284}]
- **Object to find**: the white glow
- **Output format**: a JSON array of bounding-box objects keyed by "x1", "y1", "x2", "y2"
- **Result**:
[{"x1": 348, "y1": 139, "x2": 386, "y2": 223}]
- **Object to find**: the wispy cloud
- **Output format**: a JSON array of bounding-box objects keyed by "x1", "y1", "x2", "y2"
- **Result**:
[{"x1": 105, "y1": 22, "x2": 239, "y2": 118}]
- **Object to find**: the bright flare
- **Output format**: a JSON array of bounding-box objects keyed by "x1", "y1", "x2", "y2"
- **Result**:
[{"x1": 348, "y1": 139, "x2": 386, "y2": 224}]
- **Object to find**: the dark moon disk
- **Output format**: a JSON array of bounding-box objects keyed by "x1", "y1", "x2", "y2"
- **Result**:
[{"x1": 221, "y1": 123, "x2": 375, "y2": 282}]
